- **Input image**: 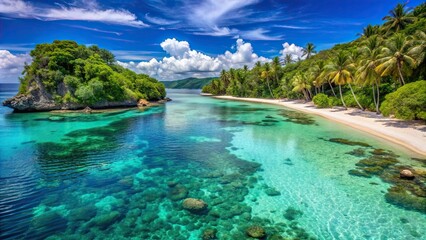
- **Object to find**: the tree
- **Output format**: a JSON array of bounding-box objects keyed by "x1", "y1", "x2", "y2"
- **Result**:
[
  {"x1": 271, "y1": 57, "x2": 282, "y2": 89},
  {"x1": 292, "y1": 73, "x2": 311, "y2": 101},
  {"x1": 356, "y1": 35, "x2": 383, "y2": 113},
  {"x1": 375, "y1": 33, "x2": 419, "y2": 85},
  {"x1": 261, "y1": 63, "x2": 275, "y2": 98},
  {"x1": 383, "y1": 3, "x2": 416, "y2": 33},
  {"x1": 326, "y1": 51, "x2": 363, "y2": 109},
  {"x1": 302, "y1": 43, "x2": 316, "y2": 59},
  {"x1": 358, "y1": 24, "x2": 379, "y2": 38},
  {"x1": 283, "y1": 54, "x2": 293, "y2": 65}
]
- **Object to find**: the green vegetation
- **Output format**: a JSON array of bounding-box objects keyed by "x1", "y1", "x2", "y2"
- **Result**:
[
  {"x1": 380, "y1": 80, "x2": 426, "y2": 120},
  {"x1": 202, "y1": 3, "x2": 426, "y2": 120},
  {"x1": 20, "y1": 40, "x2": 165, "y2": 105},
  {"x1": 312, "y1": 93, "x2": 331, "y2": 108},
  {"x1": 161, "y1": 77, "x2": 215, "y2": 89}
]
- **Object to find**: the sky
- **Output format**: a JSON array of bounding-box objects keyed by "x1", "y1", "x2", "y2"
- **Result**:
[{"x1": 0, "y1": 0, "x2": 423, "y2": 83}]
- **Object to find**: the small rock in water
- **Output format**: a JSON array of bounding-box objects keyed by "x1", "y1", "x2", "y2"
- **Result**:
[
  {"x1": 400, "y1": 217, "x2": 409, "y2": 224},
  {"x1": 83, "y1": 106, "x2": 92, "y2": 113},
  {"x1": 182, "y1": 198, "x2": 208, "y2": 214},
  {"x1": 400, "y1": 169, "x2": 415, "y2": 180},
  {"x1": 284, "y1": 207, "x2": 303, "y2": 221},
  {"x1": 265, "y1": 188, "x2": 281, "y2": 196},
  {"x1": 246, "y1": 225, "x2": 266, "y2": 238},
  {"x1": 137, "y1": 99, "x2": 150, "y2": 107}
]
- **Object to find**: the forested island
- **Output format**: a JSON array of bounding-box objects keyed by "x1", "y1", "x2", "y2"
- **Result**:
[
  {"x1": 202, "y1": 3, "x2": 426, "y2": 121},
  {"x1": 162, "y1": 77, "x2": 215, "y2": 89},
  {"x1": 3, "y1": 40, "x2": 166, "y2": 112}
]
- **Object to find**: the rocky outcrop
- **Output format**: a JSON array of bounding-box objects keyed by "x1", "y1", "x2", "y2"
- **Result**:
[{"x1": 3, "y1": 88, "x2": 171, "y2": 112}]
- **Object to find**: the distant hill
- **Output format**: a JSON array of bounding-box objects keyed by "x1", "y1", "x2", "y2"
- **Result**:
[{"x1": 162, "y1": 77, "x2": 216, "y2": 89}]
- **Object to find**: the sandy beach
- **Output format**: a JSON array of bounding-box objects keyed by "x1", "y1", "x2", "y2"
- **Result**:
[{"x1": 213, "y1": 96, "x2": 426, "y2": 157}]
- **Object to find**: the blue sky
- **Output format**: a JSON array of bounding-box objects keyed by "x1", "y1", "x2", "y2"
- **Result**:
[{"x1": 0, "y1": 0, "x2": 423, "y2": 82}]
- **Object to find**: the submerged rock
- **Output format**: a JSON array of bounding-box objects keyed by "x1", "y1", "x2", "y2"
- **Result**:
[
  {"x1": 326, "y1": 138, "x2": 371, "y2": 147},
  {"x1": 265, "y1": 187, "x2": 281, "y2": 196},
  {"x1": 89, "y1": 211, "x2": 121, "y2": 230},
  {"x1": 182, "y1": 198, "x2": 208, "y2": 214},
  {"x1": 246, "y1": 225, "x2": 266, "y2": 238},
  {"x1": 284, "y1": 207, "x2": 303, "y2": 221},
  {"x1": 201, "y1": 228, "x2": 217, "y2": 240},
  {"x1": 169, "y1": 184, "x2": 189, "y2": 201}
]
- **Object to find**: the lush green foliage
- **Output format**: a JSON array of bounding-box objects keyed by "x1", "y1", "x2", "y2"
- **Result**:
[
  {"x1": 312, "y1": 93, "x2": 331, "y2": 108},
  {"x1": 202, "y1": 3, "x2": 426, "y2": 120},
  {"x1": 20, "y1": 40, "x2": 165, "y2": 105},
  {"x1": 162, "y1": 77, "x2": 215, "y2": 89},
  {"x1": 380, "y1": 80, "x2": 426, "y2": 120}
]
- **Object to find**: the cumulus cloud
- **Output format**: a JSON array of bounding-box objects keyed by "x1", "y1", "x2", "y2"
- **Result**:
[
  {"x1": 119, "y1": 38, "x2": 269, "y2": 81},
  {"x1": 280, "y1": 42, "x2": 305, "y2": 61},
  {"x1": 0, "y1": 50, "x2": 31, "y2": 83},
  {"x1": 0, "y1": 0, "x2": 147, "y2": 27}
]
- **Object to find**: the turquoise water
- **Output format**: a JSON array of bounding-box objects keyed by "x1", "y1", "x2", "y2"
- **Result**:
[{"x1": 0, "y1": 86, "x2": 425, "y2": 239}]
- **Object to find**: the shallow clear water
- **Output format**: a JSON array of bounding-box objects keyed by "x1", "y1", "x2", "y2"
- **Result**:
[{"x1": 0, "y1": 86, "x2": 425, "y2": 240}]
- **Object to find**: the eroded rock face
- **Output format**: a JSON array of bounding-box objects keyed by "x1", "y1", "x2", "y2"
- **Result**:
[{"x1": 182, "y1": 198, "x2": 208, "y2": 213}]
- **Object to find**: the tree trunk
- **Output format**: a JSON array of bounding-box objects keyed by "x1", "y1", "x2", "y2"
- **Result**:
[
  {"x1": 302, "y1": 89, "x2": 309, "y2": 102},
  {"x1": 372, "y1": 85, "x2": 378, "y2": 112},
  {"x1": 321, "y1": 85, "x2": 324, "y2": 93},
  {"x1": 307, "y1": 88, "x2": 313, "y2": 100},
  {"x1": 348, "y1": 83, "x2": 363, "y2": 110},
  {"x1": 376, "y1": 81, "x2": 381, "y2": 114},
  {"x1": 339, "y1": 85, "x2": 347, "y2": 109},
  {"x1": 266, "y1": 77, "x2": 275, "y2": 99},
  {"x1": 328, "y1": 80, "x2": 337, "y2": 97},
  {"x1": 397, "y1": 62, "x2": 405, "y2": 85}
]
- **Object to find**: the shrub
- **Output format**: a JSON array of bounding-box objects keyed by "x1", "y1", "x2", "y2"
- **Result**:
[
  {"x1": 329, "y1": 96, "x2": 342, "y2": 106},
  {"x1": 312, "y1": 93, "x2": 331, "y2": 108},
  {"x1": 380, "y1": 80, "x2": 426, "y2": 120}
]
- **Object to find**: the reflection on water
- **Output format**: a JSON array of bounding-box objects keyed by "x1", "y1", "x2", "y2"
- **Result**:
[{"x1": 0, "y1": 88, "x2": 425, "y2": 239}]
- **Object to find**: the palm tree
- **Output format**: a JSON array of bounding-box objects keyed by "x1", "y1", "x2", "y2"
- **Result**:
[
  {"x1": 292, "y1": 73, "x2": 311, "y2": 101},
  {"x1": 302, "y1": 43, "x2": 316, "y2": 59},
  {"x1": 382, "y1": 3, "x2": 416, "y2": 33},
  {"x1": 409, "y1": 30, "x2": 426, "y2": 65},
  {"x1": 271, "y1": 57, "x2": 282, "y2": 88},
  {"x1": 356, "y1": 36, "x2": 383, "y2": 113},
  {"x1": 375, "y1": 33, "x2": 419, "y2": 85},
  {"x1": 326, "y1": 51, "x2": 363, "y2": 110},
  {"x1": 358, "y1": 24, "x2": 379, "y2": 38},
  {"x1": 261, "y1": 63, "x2": 275, "y2": 98},
  {"x1": 283, "y1": 54, "x2": 293, "y2": 65}
]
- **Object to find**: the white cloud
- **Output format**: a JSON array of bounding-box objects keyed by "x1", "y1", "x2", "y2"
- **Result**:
[
  {"x1": 239, "y1": 28, "x2": 283, "y2": 41},
  {"x1": 0, "y1": 0, "x2": 33, "y2": 16},
  {"x1": 160, "y1": 38, "x2": 191, "y2": 58},
  {"x1": 0, "y1": 0, "x2": 147, "y2": 27},
  {"x1": 280, "y1": 42, "x2": 305, "y2": 61},
  {"x1": 119, "y1": 38, "x2": 269, "y2": 81},
  {"x1": 145, "y1": 13, "x2": 179, "y2": 25},
  {"x1": 190, "y1": 0, "x2": 259, "y2": 27},
  {"x1": 0, "y1": 50, "x2": 31, "y2": 83}
]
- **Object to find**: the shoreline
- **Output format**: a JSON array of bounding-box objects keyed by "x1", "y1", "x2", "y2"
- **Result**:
[{"x1": 211, "y1": 95, "x2": 426, "y2": 157}]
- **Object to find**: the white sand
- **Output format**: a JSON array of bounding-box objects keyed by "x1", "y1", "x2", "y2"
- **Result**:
[{"x1": 213, "y1": 96, "x2": 426, "y2": 157}]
